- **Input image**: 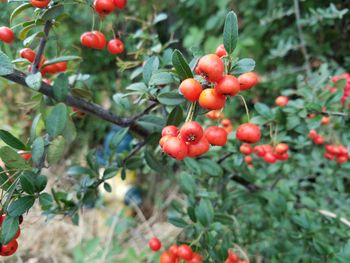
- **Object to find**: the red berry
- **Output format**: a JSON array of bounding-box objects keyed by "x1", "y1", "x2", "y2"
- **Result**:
[
  {"x1": 80, "y1": 32, "x2": 99, "y2": 48},
  {"x1": 188, "y1": 253, "x2": 203, "y2": 263},
  {"x1": 94, "y1": 0, "x2": 115, "y2": 15},
  {"x1": 92, "y1": 31, "x2": 107, "y2": 49},
  {"x1": 160, "y1": 251, "x2": 176, "y2": 263},
  {"x1": 337, "y1": 155, "x2": 348, "y2": 164},
  {"x1": 264, "y1": 152, "x2": 277, "y2": 163},
  {"x1": 107, "y1": 38, "x2": 124, "y2": 54},
  {"x1": 148, "y1": 237, "x2": 161, "y2": 252},
  {"x1": 55, "y1": 62, "x2": 67, "y2": 73},
  {"x1": 253, "y1": 145, "x2": 265, "y2": 157},
  {"x1": 0, "y1": 239, "x2": 18, "y2": 257},
  {"x1": 215, "y1": 75, "x2": 240, "y2": 96},
  {"x1": 240, "y1": 144, "x2": 253, "y2": 155},
  {"x1": 215, "y1": 44, "x2": 227, "y2": 58},
  {"x1": 30, "y1": 0, "x2": 50, "y2": 8},
  {"x1": 179, "y1": 78, "x2": 203, "y2": 102},
  {"x1": 113, "y1": 0, "x2": 127, "y2": 9},
  {"x1": 180, "y1": 121, "x2": 203, "y2": 145},
  {"x1": 178, "y1": 245, "x2": 193, "y2": 261},
  {"x1": 236, "y1": 123, "x2": 261, "y2": 144},
  {"x1": 20, "y1": 48, "x2": 36, "y2": 63},
  {"x1": 187, "y1": 137, "x2": 210, "y2": 158},
  {"x1": 204, "y1": 126, "x2": 228, "y2": 146},
  {"x1": 159, "y1": 135, "x2": 172, "y2": 148},
  {"x1": 274, "y1": 143, "x2": 288, "y2": 155},
  {"x1": 238, "y1": 72, "x2": 258, "y2": 91},
  {"x1": 163, "y1": 137, "x2": 188, "y2": 160},
  {"x1": 197, "y1": 54, "x2": 224, "y2": 83},
  {"x1": 169, "y1": 244, "x2": 179, "y2": 257},
  {"x1": 20, "y1": 153, "x2": 32, "y2": 161},
  {"x1": 308, "y1": 129, "x2": 318, "y2": 140},
  {"x1": 321, "y1": 116, "x2": 330, "y2": 125},
  {"x1": 198, "y1": 88, "x2": 226, "y2": 110},
  {"x1": 324, "y1": 152, "x2": 334, "y2": 160},
  {"x1": 0, "y1": 26, "x2": 14, "y2": 44},
  {"x1": 275, "y1": 96, "x2": 288, "y2": 107},
  {"x1": 244, "y1": 155, "x2": 253, "y2": 164},
  {"x1": 162, "y1": 125, "x2": 179, "y2": 137},
  {"x1": 0, "y1": 214, "x2": 5, "y2": 225},
  {"x1": 314, "y1": 135, "x2": 324, "y2": 145}
]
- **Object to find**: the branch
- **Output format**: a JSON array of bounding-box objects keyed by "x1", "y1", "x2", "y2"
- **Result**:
[
  {"x1": 218, "y1": 152, "x2": 234, "y2": 164},
  {"x1": 230, "y1": 174, "x2": 261, "y2": 193},
  {"x1": 122, "y1": 140, "x2": 146, "y2": 165},
  {"x1": 293, "y1": 0, "x2": 312, "y2": 76},
  {"x1": 127, "y1": 101, "x2": 159, "y2": 123},
  {"x1": 32, "y1": 20, "x2": 52, "y2": 74},
  {"x1": 317, "y1": 111, "x2": 349, "y2": 119},
  {"x1": 3, "y1": 69, "x2": 150, "y2": 137}
]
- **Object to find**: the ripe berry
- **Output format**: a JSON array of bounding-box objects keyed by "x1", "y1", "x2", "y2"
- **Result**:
[
  {"x1": 162, "y1": 125, "x2": 179, "y2": 137},
  {"x1": 169, "y1": 244, "x2": 179, "y2": 257},
  {"x1": 0, "y1": 239, "x2": 18, "y2": 257},
  {"x1": 20, "y1": 153, "x2": 32, "y2": 161},
  {"x1": 264, "y1": 152, "x2": 277, "y2": 163},
  {"x1": 197, "y1": 54, "x2": 224, "y2": 82},
  {"x1": 30, "y1": 0, "x2": 50, "y2": 8},
  {"x1": 0, "y1": 26, "x2": 14, "y2": 44},
  {"x1": 215, "y1": 44, "x2": 227, "y2": 58},
  {"x1": 113, "y1": 0, "x2": 127, "y2": 9},
  {"x1": 92, "y1": 31, "x2": 107, "y2": 49},
  {"x1": 180, "y1": 121, "x2": 203, "y2": 145},
  {"x1": 204, "y1": 126, "x2": 228, "y2": 146},
  {"x1": 240, "y1": 144, "x2": 253, "y2": 155},
  {"x1": 253, "y1": 145, "x2": 265, "y2": 157},
  {"x1": 80, "y1": 32, "x2": 99, "y2": 48},
  {"x1": 274, "y1": 143, "x2": 288, "y2": 155},
  {"x1": 337, "y1": 155, "x2": 348, "y2": 164},
  {"x1": 55, "y1": 62, "x2": 67, "y2": 73},
  {"x1": 275, "y1": 96, "x2": 288, "y2": 107},
  {"x1": 221, "y1": 118, "x2": 231, "y2": 127},
  {"x1": 159, "y1": 135, "x2": 171, "y2": 148},
  {"x1": 236, "y1": 123, "x2": 261, "y2": 144},
  {"x1": 314, "y1": 135, "x2": 324, "y2": 145},
  {"x1": 205, "y1": 110, "x2": 224, "y2": 120},
  {"x1": 198, "y1": 88, "x2": 226, "y2": 110},
  {"x1": 163, "y1": 137, "x2": 188, "y2": 160},
  {"x1": 188, "y1": 253, "x2": 203, "y2": 263},
  {"x1": 107, "y1": 38, "x2": 124, "y2": 54},
  {"x1": 187, "y1": 137, "x2": 210, "y2": 157},
  {"x1": 178, "y1": 244, "x2": 193, "y2": 260},
  {"x1": 20, "y1": 48, "x2": 36, "y2": 63},
  {"x1": 160, "y1": 251, "x2": 176, "y2": 263},
  {"x1": 321, "y1": 116, "x2": 330, "y2": 125},
  {"x1": 244, "y1": 155, "x2": 253, "y2": 164},
  {"x1": 308, "y1": 129, "x2": 318, "y2": 140},
  {"x1": 148, "y1": 237, "x2": 161, "y2": 252},
  {"x1": 215, "y1": 75, "x2": 240, "y2": 96},
  {"x1": 179, "y1": 78, "x2": 203, "y2": 102},
  {"x1": 237, "y1": 72, "x2": 258, "y2": 91},
  {"x1": 94, "y1": 0, "x2": 115, "y2": 15}
]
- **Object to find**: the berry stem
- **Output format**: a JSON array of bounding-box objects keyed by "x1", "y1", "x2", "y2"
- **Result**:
[
  {"x1": 91, "y1": 12, "x2": 96, "y2": 31},
  {"x1": 185, "y1": 102, "x2": 197, "y2": 122},
  {"x1": 238, "y1": 95, "x2": 250, "y2": 122}
]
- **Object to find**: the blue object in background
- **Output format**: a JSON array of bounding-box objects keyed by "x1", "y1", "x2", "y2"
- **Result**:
[{"x1": 96, "y1": 125, "x2": 133, "y2": 166}]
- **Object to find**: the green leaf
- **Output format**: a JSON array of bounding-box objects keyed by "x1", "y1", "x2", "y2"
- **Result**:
[
  {"x1": 67, "y1": 165, "x2": 94, "y2": 177},
  {"x1": 44, "y1": 55, "x2": 81, "y2": 66},
  {"x1": 144, "y1": 150, "x2": 164, "y2": 173},
  {"x1": 110, "y1": 128, "x2": 129, "y2": 149},
  {"x1": 25, "y1": 72, "x2": 42, "y2": 90},
  {"x1": 0, "y1": 129, "x2": 26, "y2": 150},
  {"x1": 124, "y1": 157, "x2": 144, "y2": 170},
  {"x1": 0, "y1": 167, "x2": 11, "y2": 190},
  {"x1": 31, "y1": 136, "x2": 45, "y2": 164},
  {"x1": 34, "y1": 175, "x2": 47, "y2": 192},
  {"x1": 197, "y1": 159, "x2": 223, "y2": 176},
  {"x1": 184, "y1": 158, "x2": 201, "y2": 174},
  {"x1": 0, "y1": 146, "x2": 27, "y2": 169},
  {"x1": 53, "y1": 73, "x2": 69, "y2": 102},
  {"x1": 179, "y1": 172, "x2": 196, "y2": 195},
  {"x1": 0, "y1": 50, "x2": 14, "y2": 76},
  {"x1": 62, "y1": 116, "x2": 77, "y2": 144},
  {"x1": 172, "y1": 50, "x2": 193, "y2": 81},
  {"x1": 102, "y1": 167, "x2": 118, "y2": 180},
  {"x1": 19, "y1": 23, "x2": 36, "y2": 40},
  {"x1": 8, "y1": 196, "x2": 35, "y2": 217},
  {"x1": 103, "y1": 182, "x2": 112, "y2": 193},
  {"x1": 39, "y1": 193, "x2": 53, "y2": 210},
  {"x1": 149, "y1": 72, "x2": 175, "y2": 86},
  {"x1": 47, "y1": 136, "x2": 65, "y2": 165},
  {"x1": 125, "y1": 82, "x2": 148, "y2": 93},
  {"x1": 254, "y1": 103, "x2": 273, "y2": 119},
  {"x1": 41, "y1": 4, "x2": 64, "y2": 21},
  {"x1": 166, "y1": 106, "x2": 183, "y2": 126},
  {"x1": 223, "y1": 11, "x2": 238, "y2": 54},
  {"x1": 231, "y1": 58, "x2": 255, "y2": 74},
  {"x1": 143, "y1": 56, "x2": 159, "y2": 84},
  {"x1": 0, "y1": 215, "x2": 19, "y2": 245},
  {"x1": 168, "y1": 214, "x2": 188, "y2": 228},
  {"x1": 10, "y1": 3, "x2": 32, "y2": 24},
  {"x1": 195, "y1": 198, "x2": 214, "y2": 226},
  {"x1": 45, "y1": 103, "x2": 67, "y2": 138},
  {"x1": 20, "y1": 171, "x2": 36, "y2": 194},
  {"x1": 23, "y1": 31, "x2": 45, "y2": 46},
  {"x1": 157, "y1": 92, "x2": 185, "y2": 105}
]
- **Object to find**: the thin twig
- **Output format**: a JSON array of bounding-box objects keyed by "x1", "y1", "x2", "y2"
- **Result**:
[
  {"x1": 32, "y1": 21, "x2": 52, "y2": 74},
  {"x1": 218, "y1": 152, "x2": 234, "y2": 164},
  {"x1": 122, "y1": 141, "x2": 146, "y2": 165},
  {"x1": 128, "y1": 101, "x2": 159, "y2": 123}
]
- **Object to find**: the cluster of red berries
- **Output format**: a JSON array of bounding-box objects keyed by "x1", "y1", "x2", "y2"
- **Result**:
[
  {"x1": 324, "y1": 144, "x2": 349, "y2": 164},
  {"x1": 94, "y1": 0, "x2": 126, "y2": 16},
  {"x1": 241, "y1": 143, "x2": 289, "y2": 165},
  {"x1": 205, "y1": 111, "x2": 233, "y2": 134},
  {"x1": 80, "y1": 31, "x2": 124, "y2": 54},
  {"x1": 20, "y1": 48, "x2": 68, "y2": 76},
  {"x1": 331, "y1": 73, "x2": 350, "y2": 106},
  {"x1": 225, "y1": 250, "x2": 248, "y2": 263},
  {"x1": 159, "y1": 121, "x2": 228, "y2": 160},
  {"x1": 0, "y1": 215, "x2": 23, "y2": 257},
  {"x1": 275, "y1": 96, "x2": 288, "y2": 107},
  {"x1": 308, "y1": 129, "x2": 325, "y2": 145}
]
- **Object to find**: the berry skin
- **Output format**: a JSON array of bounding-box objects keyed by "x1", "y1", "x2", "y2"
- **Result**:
[
  {"x1": 94, "y1": 0, "x2": 115, "y2": 15},
  {"x1": 20, "y1": 153, "x2": 32, "y2": 161},
  {"x1": 206, "y1": 110, "x2": 224, "y2": 120},
  {"x1": 92, "y1": 31, "x2": 107, "y2": 49},
  {"x1": 30, "y1": 0, "x2": 50, "y2": 8},
  {"x1": 180, "y1": 121, "x2": 203, "y2": 145},
  {"x1": 240, "y1": 144, "x2": 253, "y2": 155},
  {"x1": 163, "y1": 137, "x2": 188, "y2": 160},
  {"x1": 337, "y1": 155, "x2": 348, "y2": 164},
  {"x1": 244, "y1": 155, "x2": 253, "y2": 164},
  {"x1": 321, "y1": 116, "x2": 330, "y2": 125},
  {"x1": 187, "y1": 137, "x2": 210, "y2": 158},
  {"x1": 237, "y1": 72, "x2": 258, "y2": 91},
  {"x1": 253, "y1": 145, "x2": 265, "y2": 157},
  {"x1": 113, "y1": 0, "x2": 127, "y2": 9},
  {"x1": 264, "y1": 152, "x2": 277, "y2": 164},
  {"x1": 197, "y1": 54, "x2": 224, "y2": 83},
  {"x1": 0, "y1": 26, "x2": 14, "y2": 44},
  {"x1": 308, "y1": 129, "x2": 318, "y2": 140},
  {"x1": 160, "y1": 251, "x2": 176, "y2": 263},
  {"x1": 169, "y1": 244, "x2": 179, "y2": 257},
  {"x1": 215, "y1": 75, "x2": 240, "y2": 96},
  {"x1": 0, "y1": 239, "x2": 18, "y2": 257},
  {"x1": 159, "y1": 135, "x2": 172, "y2": 148},
  {"x1": 178, "y1": 244, "x2": 193, "y2": 261},
  {"x1": 198, "y1": 88, "x2": 226, "y2": 110},
  {"x1": 107, "y1": 38, "x2": 124, "y2": 54},
  {"x1": 236, "y1": 123, "x2": 261, "y2": 144},
  {"x1": 179, "y1": 78, "x2": 203, "y2": 102},
  {"x1": 215, "y1": 44, "x2": 227, "y2": 58},
  {"x1": 80, "y1": 32, "x2": 99, "y2": 48},
  {"x1": 204, "y1": 126, "x2": 228, "y2": 146},
  {"x1": 55, "y1": 62, "x2": 67, "y2": 73},
  {"x1": 148, "y1": 237, "x2": 161, "y2": 252},
  {"x1": 274, "y1": 143, "x2": 288, "y2": 155},
  {"x1": 314, "y1": 135, "x2": 324, "y2": 145},
  {"x1": 20, "y1": 48, "x2": 36, "y2": 63},
  {"x1": 188, "y1": 253, "x2": 203, "y2": 263},
  {"x1": 162, "y1": 125, "x2": 179, "y2": 137},
  {"x1": 275, "y1": 96, "x2": 288, "y2": 107}
]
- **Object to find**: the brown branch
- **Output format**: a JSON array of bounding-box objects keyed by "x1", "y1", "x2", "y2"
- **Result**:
[
  {"x1": 32, "y1": 20, "x2": 52, "y2": 74},
  {"x1": 122, "y1": 140, "x2": 146, "y2": 165},
  {"x1": 317, "y1": 111, "x2": 349, "y2": 119},
  {"x1": 3, "y1": 69, "x2": 150, "y2": 138}
]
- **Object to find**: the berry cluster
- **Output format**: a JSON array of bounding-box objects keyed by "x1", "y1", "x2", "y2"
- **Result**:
[
  {"x1": 225, "y1": 250, "x2": 248, "y2": 263},
  {"x1": 205, "y1": 111, "x2": 233, "y2": 134},
  {"x1": 331, "y1": 73, "x2": 350, "y2": 106},
  {"x1": 80, "y1": 31, "x2": 124, "y2": 54},
  {"x1": 324, "y1": 144, "x2": 349, "y2": 164},
  {"x1": 159, "y1": 121, "x2": 228, "y2": 160},
  {"x1": 309, "y1": 129, "x2": 325, "y2": 145},
  {"x1": 94, "y1": 0, "x2": 126, "y2": 16},
  {"x1": 0, "y1": 215, "x2": 23, "y2": 257},
  {"x1": 241, "y1": 143, "x2": 289, "y2": 165}
]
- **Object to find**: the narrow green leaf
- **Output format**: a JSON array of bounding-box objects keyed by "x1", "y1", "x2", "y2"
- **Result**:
[
  {"x1": 0, "y1": 216, "x2": 19, "y2": 245},
  {"x1": 31, "y1": 136, "x2": 45, "y2": 164},
  {"x1": 34, "y1": 175, "x2": 47, "y2": 192},
  {"x1": 144, "y1": 150, "x2": 164, "y2": 173},
  {"x1": 195, "y1": 198, "x2": 214, "y2": 226},
  {"x1": 45, "y1": 103, "x2": 67, "y2": 138},
  {"x1": 157, "y1": 92, "x2": 185, "y2": 105},
  {"x1": 149, "y1": 72, "x2": 175, "y2": 86},
  {"x1": 19, "y1": 23, "x2": 36, "y2": 40},
  {"x1": 254, "y1": 103, "x2": 273, "y2": 119},
  {"x1": 44, "y1": 55, "x2": 81, "y2": 66},
  {"x1": 47, "y1": 136, "x2": 65, "y2": 165},
  {"x1": 223, "y1": 11, "x2": 238, "y2": 54},
  {"x1": 39, "y1": 192, "x2": 53, "y2": 210},
  {"x1": 10, "y1": 3, "x2": 32, "y2": 24},
  {"x1": 23, "y1": 31, "x2": 45, "y2": 46},
  {"x1": 143, "y1": 56, "x2": 159, "y2": 84},
  {"x1": 8, "y1": 196, "x2": 35, "y2": 216},
  {"x1": 0, "y1": 146, "x2": 27, "y2": 169},
  {"x1": 231, "y1": 58, "x2": 255, "y2": 74},
  {"x1": 0, "y1": 130, "x2": 26, "y2": 150},
  {"x1": 103, "y1": 167, "x2": 118, "y2": 180},
  {"x1": 172, "y1": 50, "x2": 193, "y2": 81},
  {"x1": 53, "y1": 73, "x2": 69, "y2": 102},
  {"x1": 19, "y1": 171, "x2": 36, "y2": 194}
]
